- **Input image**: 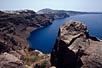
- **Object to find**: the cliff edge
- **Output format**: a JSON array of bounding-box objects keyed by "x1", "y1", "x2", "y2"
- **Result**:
[{"x1": 51, "y1": 20, "x2": 102, "y2": 68}]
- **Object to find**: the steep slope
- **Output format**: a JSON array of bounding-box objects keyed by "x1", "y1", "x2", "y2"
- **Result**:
[
  {"x1": 0, "y1": 10, "x2": 52, "y2": 68},
  {"x1": 0, "y1": 10, "x2": 53, "y2": 52},
  {"x1": 51, "y1": 20, "x2": 102, "y2": 68}
]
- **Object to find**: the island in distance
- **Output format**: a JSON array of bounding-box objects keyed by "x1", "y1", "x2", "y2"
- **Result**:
[
  {"x1": 0, "y1": 9, "x2": 102, "y2": 68},
  {"x1": 38, "y1": 8, "x2": 102, "y2": 15}
]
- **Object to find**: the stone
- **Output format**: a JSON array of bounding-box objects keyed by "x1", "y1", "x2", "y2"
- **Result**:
[{"x1": 0, "y1": 52, "x2": 24, "y2": 68}]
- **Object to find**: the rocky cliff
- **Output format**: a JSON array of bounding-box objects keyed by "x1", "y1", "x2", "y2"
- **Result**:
[
  {"x1": 51, "y1": 20, "x2": 102, "y2": 68},
  {"x1": 0, "y1": 10, "x2": 52, "y2": 68},
  {"x1": 0, "y1": 10, "x2": 52, "y2": 52}
]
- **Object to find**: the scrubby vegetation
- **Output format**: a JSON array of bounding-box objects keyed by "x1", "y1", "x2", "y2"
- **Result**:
[{"x1": 22, "y1": 50, "x2": 50, "y2": 68}]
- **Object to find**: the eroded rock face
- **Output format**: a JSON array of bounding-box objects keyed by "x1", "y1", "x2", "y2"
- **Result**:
[{"x1": 51, "y1": 20, "x2": 102, "y2": 68}]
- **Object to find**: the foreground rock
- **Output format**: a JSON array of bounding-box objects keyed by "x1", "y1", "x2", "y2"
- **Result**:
[
  {"x1": 51, "y1": 20, "x2": 102, "y2": 68},
  {"x1": 0, "y1": 52, "x2": 24, "y2": 68}
]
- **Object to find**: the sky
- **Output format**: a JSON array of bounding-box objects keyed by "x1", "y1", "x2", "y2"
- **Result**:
[{"x1": 0, "y1": 0, "x2": 102, "y2": 12}]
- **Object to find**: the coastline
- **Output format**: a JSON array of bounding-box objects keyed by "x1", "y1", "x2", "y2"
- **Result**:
[{"x1": 27, "y1": 23, "x2": 53, "y2": 50}]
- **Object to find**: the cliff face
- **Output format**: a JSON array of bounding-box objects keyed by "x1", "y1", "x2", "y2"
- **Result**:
[
  {"x1": 51, "y1": 20, "x2": 102, "y2": 68},
  {"x1": 0, "y1": 10, "x2": 52, "y2": 52},
  {"x1": 0, "y1": 10, "x2": 52, "y2": 68}
]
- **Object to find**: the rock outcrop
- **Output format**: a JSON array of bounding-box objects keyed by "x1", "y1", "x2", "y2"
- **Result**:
[{"x1": 51, "y1": 20, "x2": 102, "y2": 68}]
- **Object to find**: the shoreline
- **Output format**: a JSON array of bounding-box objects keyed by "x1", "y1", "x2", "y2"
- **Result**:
[{"x1": 27, "y1": 23, "x2": 53, "y2": 51}]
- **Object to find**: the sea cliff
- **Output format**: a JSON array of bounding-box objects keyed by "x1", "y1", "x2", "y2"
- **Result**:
[
  {"x1": 0, "y1": 10, "x2": 53, "y2": 68},
  {"x1": 0, "y1": 9, "x2": 102, "y2": 68},
  {"x1": 0, "y1": 9, "x2": 70, "y2": 68},
  {"x1": 51, "y1": 20, "x2": 102, "y2": 68}
]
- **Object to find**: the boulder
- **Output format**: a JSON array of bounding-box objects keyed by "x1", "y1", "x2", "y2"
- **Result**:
[{"x1": 0, "y1": 52, "x2": 24, "y2": 68}]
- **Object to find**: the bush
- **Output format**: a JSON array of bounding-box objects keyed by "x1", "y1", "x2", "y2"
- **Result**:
[
  {"x1": 30, "y1": 55, "x2": 38, "y2": 62},
  {"x1": 41, "y1": 60, "x2": 50, "y2": 68},
  {"x1": 24, "y1": 55, "x2": 39, "y2": 66}
]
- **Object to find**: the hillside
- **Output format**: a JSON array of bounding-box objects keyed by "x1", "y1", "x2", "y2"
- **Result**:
[{"x1": 0, "y1": 10, "x2": 52, "y2": 68}]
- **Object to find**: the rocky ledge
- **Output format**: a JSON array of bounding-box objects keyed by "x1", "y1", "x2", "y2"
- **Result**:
[{"x1": 51, "y1": 20, "x2": 102, "y2": 68}]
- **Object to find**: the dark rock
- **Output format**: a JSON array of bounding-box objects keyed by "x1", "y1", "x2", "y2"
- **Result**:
[{"x1": 0, "y1": 42, "x2": 9, "y2": 53}]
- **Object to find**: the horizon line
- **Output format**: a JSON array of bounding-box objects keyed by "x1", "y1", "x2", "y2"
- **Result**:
[{"x1": 0, "y1": 8, "x2": 102, "y2": 13}]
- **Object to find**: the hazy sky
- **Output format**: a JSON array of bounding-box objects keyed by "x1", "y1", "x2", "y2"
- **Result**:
[{"x1": 0, "y1": 0, "x2": 102, "y2": 12}]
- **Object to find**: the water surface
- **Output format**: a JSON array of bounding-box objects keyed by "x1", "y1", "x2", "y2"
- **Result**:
[
  {"x1": 28, "y1": 14, "x2": 102, "y2": 53},
  {"x1": 28, "y1": 18, "x2": 67, "y2": 53}
]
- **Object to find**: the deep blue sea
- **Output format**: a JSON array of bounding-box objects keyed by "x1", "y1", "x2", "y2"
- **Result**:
[{"x1": 28, "y1": 14, "x2": 102, "y2": 53}]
